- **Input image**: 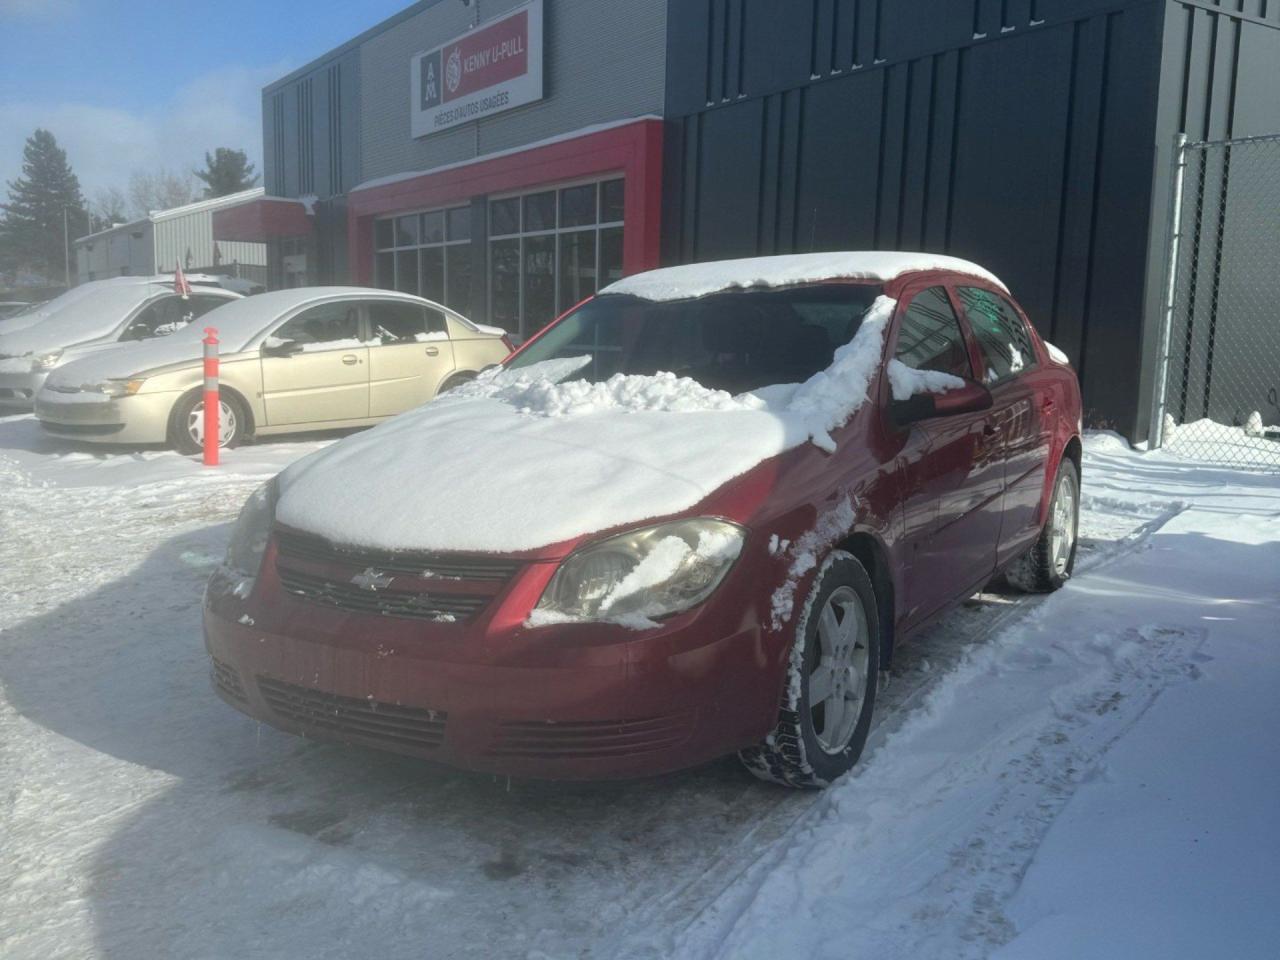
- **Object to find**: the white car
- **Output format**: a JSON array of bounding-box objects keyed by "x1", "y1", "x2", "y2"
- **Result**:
[{"x1": 0, "y1": 276, "x2": 240, "y2": 409}]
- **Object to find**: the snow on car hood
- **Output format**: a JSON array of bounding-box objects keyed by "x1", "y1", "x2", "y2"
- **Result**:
[
  {"x1": 274, "y1": 296, "x2": 897, "y2": 554},
  {"x1": 0, "y1": 278, "x2": 204, "y2": 359},
  {"x1": 601, "y1": 251, "x2": 1006, "y2": 301}
]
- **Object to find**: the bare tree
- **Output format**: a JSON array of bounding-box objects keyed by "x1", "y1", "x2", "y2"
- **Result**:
[
  {"x1": 128, "y1": 169, "x2": 197, "y2": 218},
  {"x1": 89, "y1": 186, "x2": 130, "y2": 232}
]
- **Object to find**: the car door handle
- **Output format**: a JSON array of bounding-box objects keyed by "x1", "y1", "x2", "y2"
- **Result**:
[
  {"x1": 342, "y1": 354, "x2": 358, "y2": 365},
  {"x1": 425, "y1": 346, "x2": 440, "y2": 357}
]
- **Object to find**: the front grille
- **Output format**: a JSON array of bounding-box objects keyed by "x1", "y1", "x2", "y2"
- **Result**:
[
  {"x1": 211, "y1": 657, "x2": 248, "y2": 703},
  {"x1": 258, "y1": 677, "x2": 446, "y2": 750},
  {"x1": 486, "y1": 715, "x2": 693, "y2": 760},
  {"x1": 277, "y1": 568, "x2": 488, "y2": 621},
  {"x1": 275, "y1": 529, "x2": 521, "y2": 581}
]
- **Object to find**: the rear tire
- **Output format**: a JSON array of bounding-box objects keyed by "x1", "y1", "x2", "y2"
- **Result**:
[
  {"x1": 168, "y1": 390, "x2": 245, "y2": 455},
  {"x1": 740, "y1": 552, "x2": 880, "y2": 788},
  {"x1": 1006, "y1": 457, "x2": 1080, "y2": 592}
]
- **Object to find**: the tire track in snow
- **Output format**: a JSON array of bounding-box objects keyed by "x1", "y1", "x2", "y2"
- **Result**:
[{"x1": 609, "y1": 501, "x2": 1191, "y2": 960}]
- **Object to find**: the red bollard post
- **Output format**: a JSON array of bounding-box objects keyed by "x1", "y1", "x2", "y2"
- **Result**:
[{"x1": 203, "y1": 327, "x2": 220, "y2": 466}]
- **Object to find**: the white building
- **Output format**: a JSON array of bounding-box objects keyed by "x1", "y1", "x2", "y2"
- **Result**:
[{"x1": 75, "y1": 189, "x2": 268, "y2": 288}]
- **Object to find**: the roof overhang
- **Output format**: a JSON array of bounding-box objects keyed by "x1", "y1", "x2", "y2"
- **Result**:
[{"x1": 212, "y1": 196, "x2": 313, "y2": 242}]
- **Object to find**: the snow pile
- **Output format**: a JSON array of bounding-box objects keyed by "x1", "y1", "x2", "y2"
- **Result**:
[
  {"x1": 885, "y1": 358, "x2": 965, "y2": 400},
  {"x1": 601, "y1": 252, "x2": 1006, "y2": 301},
  {"x1": 465, "y1": 365, "x2": 763, "y2": 418},
  {"x1": 1160, "y1": 416, "x2": 1280, "y2": 464}
]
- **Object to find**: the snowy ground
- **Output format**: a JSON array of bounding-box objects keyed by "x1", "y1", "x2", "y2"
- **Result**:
[{"x1": 1, "y1": 414, "x2": 1277, "y2": 959}]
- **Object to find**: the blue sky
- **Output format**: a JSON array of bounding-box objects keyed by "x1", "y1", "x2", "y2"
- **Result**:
[{"x1": 0, "y1": 0, "x2": 414, "y2": 198}]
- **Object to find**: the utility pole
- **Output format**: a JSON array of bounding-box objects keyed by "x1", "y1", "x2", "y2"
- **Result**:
[{"x1": 63, "y1": 206, "x2": 71, "y2": 287}]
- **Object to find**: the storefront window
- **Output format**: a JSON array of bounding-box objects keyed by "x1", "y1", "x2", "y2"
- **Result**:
[
  {"x1": 372, "y1": 204, "x2": 473, "y2": 317},
  {"x1": 490, "y1": 238, "x2": 520, "y2": 332},
  {"x1": 488, "y1": 177, "x2": 625, "y2": 337}
]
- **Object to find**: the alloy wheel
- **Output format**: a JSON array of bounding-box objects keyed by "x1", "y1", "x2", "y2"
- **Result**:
[
  {"x1": 807, "y1": 584, "x2": 871, "y2": 754},
  {"x1": 1049, "y1": 468, "x2": 1078, "y2": 576}
]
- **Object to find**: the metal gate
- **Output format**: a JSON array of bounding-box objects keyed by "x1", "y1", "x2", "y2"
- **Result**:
[{"x1": 1149, "y1": 133, "x2": 1280, "y2": 470}]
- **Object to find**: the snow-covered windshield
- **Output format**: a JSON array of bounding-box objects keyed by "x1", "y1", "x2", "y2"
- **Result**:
[{"x1": 506, "y1": 283, "x2": 883, "y2": 395}]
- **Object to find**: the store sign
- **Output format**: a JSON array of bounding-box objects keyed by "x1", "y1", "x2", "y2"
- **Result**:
[{"x1": 410, "y1": 0, "x2": 544, "y2": 139}]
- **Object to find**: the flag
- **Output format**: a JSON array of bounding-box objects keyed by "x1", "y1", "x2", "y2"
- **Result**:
[{"x1": 174, "y1": 262, "x2": 192, "y2": 299}]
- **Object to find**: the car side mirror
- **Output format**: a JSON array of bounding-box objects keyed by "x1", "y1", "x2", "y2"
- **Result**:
[
  {"x1": 891, "y1": 379, "x2": 992, "y2": 426},
  {"x1": 262, "y1": 339, "x2": 303, "y2": 358}
]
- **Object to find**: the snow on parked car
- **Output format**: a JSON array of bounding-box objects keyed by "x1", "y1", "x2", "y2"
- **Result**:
[
  {"x1": 36, "y1": 287, "x2": 512, "y2": 453},
  {"x1": 0, "y1": 275, "x2": 240, "y2": 409},
  {"x1": 205, "y1": 251, "x2": 1083, "y2": 788}
]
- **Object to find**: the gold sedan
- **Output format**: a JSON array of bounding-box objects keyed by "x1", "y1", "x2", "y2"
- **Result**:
[{"x1": 35, "y1": 288, "x2": 512, "y2": 453}]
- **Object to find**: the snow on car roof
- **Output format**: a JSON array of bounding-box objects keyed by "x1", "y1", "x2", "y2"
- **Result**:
[
  {"x1": 0, "y1": 276, "x2": 235, "y2": 357},
  {"x1": 599, "y1": 252, "x2": 1007, "y2": 302}
]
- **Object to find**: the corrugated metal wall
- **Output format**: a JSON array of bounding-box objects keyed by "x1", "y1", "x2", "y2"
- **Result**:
[
  {"x1": 1135, "y1": 0, "x2": 1280, "y2": 434},
  {"x1": 263, "y1": 48, "x2": 361, "y2": 200},
  {"x1": 663, "y1": 0, "x2": 1170, "y2": 436},
  {"x1": 152, "y1": 210, "x2": 265, "y2": 274}
]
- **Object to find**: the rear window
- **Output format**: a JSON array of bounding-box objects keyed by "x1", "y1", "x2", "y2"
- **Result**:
[
  {"x1": 956, "y1": 286, "x2": 1038, "y2": 384},
  {"x1": 506, "y1": 284, "x2": 882, "y2": 395}
]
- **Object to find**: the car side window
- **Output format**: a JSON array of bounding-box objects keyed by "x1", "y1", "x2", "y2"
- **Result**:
[
  {"x1": 367, "y1": 301, "x2": 448, "y2": 344},
  {"x1": 893, "y1": 286, "x2": 973, "y2": 379},
  {"x1": 122, "y1": 296, "x2": 197, "y2": 341},
  {"x1": 271, "y1": 302, "x2": 361, "y2": 349},
  {"x1": 956, "y1": 286, "x2": 1038, "y2": 384}
]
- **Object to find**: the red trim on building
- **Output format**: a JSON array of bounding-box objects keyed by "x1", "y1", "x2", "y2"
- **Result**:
[
  {"x1": 346, "y1": 118, "x2": 663, "y2": 285},
  {"x1": 212, "y1": 198, "x2": 313, "y2": 243}
]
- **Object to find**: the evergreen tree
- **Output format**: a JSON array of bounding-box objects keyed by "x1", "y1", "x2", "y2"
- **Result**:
[
  {"x1": 0, "y1": 129, "x2": 87, "y2": 283},
  {"x1": 194, "y1": 148, "x2": 260, "y2": 198}
]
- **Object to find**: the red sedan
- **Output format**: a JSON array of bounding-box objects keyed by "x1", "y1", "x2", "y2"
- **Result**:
[{"x1": 204, "y1": 253, "x2": 1082, "y2": 787}]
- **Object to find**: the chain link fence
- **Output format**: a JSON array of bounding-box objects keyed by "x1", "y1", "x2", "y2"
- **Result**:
[{"x1": 1149, "y1": 133, "x2": 1280, "y2": 470}]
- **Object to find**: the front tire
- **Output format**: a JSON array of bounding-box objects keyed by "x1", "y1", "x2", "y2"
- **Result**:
[
  {"x1": 1006, "y1": 457, "x2": 1080, "y2": 592},
  {"x1": 168, "y1": 390, "x2": 245, "y2": 455},
  {"x1": 740, "y1": 552, "x2": 880, "y2": 788}
]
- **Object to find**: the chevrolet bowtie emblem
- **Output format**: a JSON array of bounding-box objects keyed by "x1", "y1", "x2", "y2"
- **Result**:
[{"x1": 350, "y1": 567, "x2": 394, "y2": 591}]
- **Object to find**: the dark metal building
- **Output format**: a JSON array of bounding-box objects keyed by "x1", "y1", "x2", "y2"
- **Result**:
[{"x1": 661, "y1": 0, "x2": 1280, "y2": 438}]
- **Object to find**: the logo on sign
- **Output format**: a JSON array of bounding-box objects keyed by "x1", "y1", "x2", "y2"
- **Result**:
[
  {"x1": 410, "y1": 0, "x2": 542, "y2": 139},
  {"x1": 419, "y1": 50, "x2": 441, "y2": 109},
  {"x1": 445, "y1": 47, "x2": 463, "y2": 94}
]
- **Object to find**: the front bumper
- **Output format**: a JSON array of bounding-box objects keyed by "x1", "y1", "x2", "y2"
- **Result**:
[
  {"x1": 203, "y1": 542, "x2": 784, "y2": 780},
  {"x1": 0, "y1": 368, "x2": 46, "y2": 409},
  {"x1": 35, "y1": 389, "x2": 174, "y2": 444}
]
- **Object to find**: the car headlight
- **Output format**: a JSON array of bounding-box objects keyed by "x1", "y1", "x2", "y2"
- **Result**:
[
  {"x1": 225, "y1": 478, "x2": 278, "y2": 577},
  {"x1": 96, "y1": 378, "x2": 146, "y2": 397},
  {"x1": 32, "y1": 351, "x2": 62, "y2": 371},
  {"x1": 532, "y1": 518, "x2": 745, "y2": 626}
]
